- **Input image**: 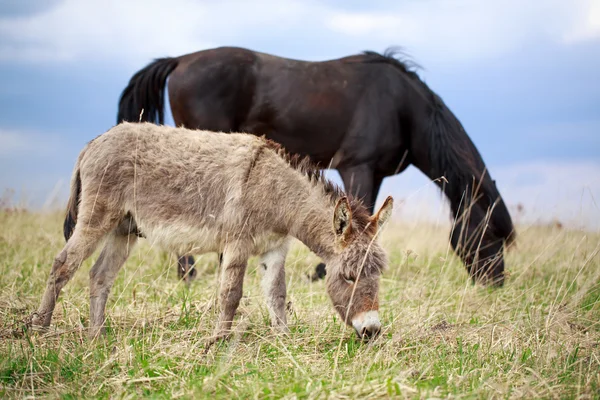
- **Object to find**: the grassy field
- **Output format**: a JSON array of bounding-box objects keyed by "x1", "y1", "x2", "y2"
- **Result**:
[{"x1": 0, "y1": 210, "x2": 599, "y2": 399}]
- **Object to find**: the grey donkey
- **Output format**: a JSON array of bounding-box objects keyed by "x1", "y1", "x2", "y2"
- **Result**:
[{"x1": 32, "y1": 122, "x2": 393, "y2": 341}]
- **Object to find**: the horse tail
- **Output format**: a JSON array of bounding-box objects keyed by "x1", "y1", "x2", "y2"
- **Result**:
[
  {"x1": 426, "y1": 93, "x2": 515, "y2": 245},
  {"x1": 116, "y1": 57, "x2": 179, "y2": 124},
  {"x1": 63, "y1": 160, "x2": 82, "y2": 242}
]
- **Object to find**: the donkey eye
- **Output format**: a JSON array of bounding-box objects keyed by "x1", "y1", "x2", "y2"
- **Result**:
[{"x1": 343, "y1": 275, "x2": 356, "y2": 284}]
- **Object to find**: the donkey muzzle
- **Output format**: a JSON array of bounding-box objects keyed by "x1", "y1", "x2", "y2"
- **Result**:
[{"x1": 352, "y1": 310, "x2": 381, "y2": 340}]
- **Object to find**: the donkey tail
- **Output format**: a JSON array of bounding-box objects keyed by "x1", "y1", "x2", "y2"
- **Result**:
[
  {"x1": 63, "y1": 164, "x2": 82, "y2": 242},
  {"x1": 426, "y1": 93, "x2": 515, "y2": 244},
  {"x1": 116, "y1": 57, "x2": 179, "y2": 124}
]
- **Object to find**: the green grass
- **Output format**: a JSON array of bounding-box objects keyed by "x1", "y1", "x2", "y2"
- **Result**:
[{"x1": 0, "y1": 210, "x2": 599, "y2": 399}]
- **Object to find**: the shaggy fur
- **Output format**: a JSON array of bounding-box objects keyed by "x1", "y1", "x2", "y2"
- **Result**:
[{"x1": 33, "y1": 122, "x2": 393, "y2": 340}]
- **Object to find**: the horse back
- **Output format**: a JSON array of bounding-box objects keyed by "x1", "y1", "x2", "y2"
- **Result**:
[
  {"x1": 167, "y1": 47, "x2": 400, "y2": 165},
  {"x1": 168, "y1": 47, "x2": 260, "y2": 132}
]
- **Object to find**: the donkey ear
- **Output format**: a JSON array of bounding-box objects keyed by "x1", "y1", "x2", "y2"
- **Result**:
[
  {"x1": 370, "y1": 196, "x2": 394, "y2": 230},
  {"x1": 333, "y1": 197, "x2": 353, "y2": 241}
]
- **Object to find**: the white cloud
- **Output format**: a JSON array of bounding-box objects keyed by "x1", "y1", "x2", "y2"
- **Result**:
[
  {"x1": 493, "y1": 160, "x2": 600, "y2": 230},
  {"x1": 563, "y1": 0, "x2": 600, "y2": 43},
  {"x1": 0, "y1": 0, "x2": 597, "y2": 67},
  {"x1": 0, "y1": 128, "x2": 61, "y2": 157},
  {"x1": 0, "y1": 0, "x2": 322, "y2": 66},
  {"x1": 0, "y1": 130, "x2": 28, "y2": 155},
  {"x1": 326, "y1": 0, "x2": 599, "y2": 64},
  {"x1": 0, "y1": 127, "x2": 76, "y2": 209},
  {"x1": 0, "y1": 0, "x2": 214, "y2": 64}
]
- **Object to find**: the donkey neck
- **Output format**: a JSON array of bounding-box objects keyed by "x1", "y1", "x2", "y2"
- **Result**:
[
  {"x1": 286, "y1": 191, "x2": 340, "y2": 263},
  {"x1": 248, "y1": 153, "x2": 349, "y2": 263},
  {"x1": 243, "y1": 145, "x2": 377, "y2": 264}
]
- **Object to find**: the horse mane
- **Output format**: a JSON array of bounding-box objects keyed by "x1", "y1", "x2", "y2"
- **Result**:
[
  {"x1": 359, "y1": 47, "x2": 423, "y2": 80},
  {"x1": 259, "y1": 137, "x2": 374, "y2": 233},
  {"x1": 356, "y1": 47, "x2": 515, "y2": 244}
]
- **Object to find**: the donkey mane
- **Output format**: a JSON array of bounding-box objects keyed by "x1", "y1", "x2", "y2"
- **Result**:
[
  {"x1": 259, "y1": 137, "x2": 375, "y2": 234},
  {"x1": 260, "y1": 137, "x2": 388, "y2": 277}
]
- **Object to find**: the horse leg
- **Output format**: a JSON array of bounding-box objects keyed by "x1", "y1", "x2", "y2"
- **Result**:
[
  {"x1": 212, "y1": 243, "x2": 248, "y2": 342},
  {"x1": 338, "y1": 164, "x2": 376, "y2": 209},
  {"x1": 259, "y1": 239, "x2": 290, "y2": 332},
  {"x1": 181, "y1": 252, "x2": 221, "y2": 284},
  {"x1": 177, "y1": 255, "x2": 196, "y2": 283},
  {"x1": 369, "y1": 173, "x2": 385, "y2": 214},
  {"x1": 89, "y1": 229, "x2": 138, "y2": 338}
]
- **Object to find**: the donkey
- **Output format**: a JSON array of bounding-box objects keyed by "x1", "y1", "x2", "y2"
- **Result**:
[{"x1": 32, "y1": 122, "x2": 393, "y2": 340}]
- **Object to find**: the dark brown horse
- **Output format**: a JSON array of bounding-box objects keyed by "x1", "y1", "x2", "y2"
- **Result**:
[{"x1": 115, "y1": 46, "x2": 515, "y2": 286}]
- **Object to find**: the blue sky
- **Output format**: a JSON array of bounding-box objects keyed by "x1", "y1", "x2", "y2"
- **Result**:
[{"x1": 1, "y1": 0, "x2": 599, "y2": 228}]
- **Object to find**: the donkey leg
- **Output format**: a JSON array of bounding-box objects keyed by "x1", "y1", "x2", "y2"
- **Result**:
[
  {"x1": 212, "y1": 245, "x2": 247, "y2": 341},
  {"x1": 259, "y1": 239, "x2": 290, "y2": 331},
  {"x1": 89, "y1": 231, "x2": 138, "y2": 338},
  {"x1": 32, "y1": 225, "x2": 109, "y2": 328}
]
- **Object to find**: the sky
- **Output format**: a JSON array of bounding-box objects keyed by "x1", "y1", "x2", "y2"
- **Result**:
[{"x1": 0, "y1": 0, "x2": 599, "y2": 229}]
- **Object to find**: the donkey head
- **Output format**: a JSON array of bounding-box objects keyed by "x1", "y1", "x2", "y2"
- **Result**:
[{"x1": 325, "y1": 196, "x2": 393, "y2": 340}]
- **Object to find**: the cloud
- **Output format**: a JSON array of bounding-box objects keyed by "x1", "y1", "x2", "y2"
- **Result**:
[
  {"x1": 0, "y1": 127, "x2": 74, "y2": 209},
  {"x1": 0, "y1": 0, "x2": 324, "y2": 66},
  {"x1": 0, "y1": 0, "x2": 213, "y2": 64},
  {"x1": 326, "y1": 0, "x2": 599, "y2": 64},
  {"x1": 0, "y1": 0, "x2": 598, "y2": 67},
  {"x1": 563, "y1": 0, "x2": 600, "y2": 43},
  {"x1": 0, "y1": 128, "x2": 62, "y2": 157},
  {"x1": 494, "y1": 161, "x2": 600, "y2": 229}
]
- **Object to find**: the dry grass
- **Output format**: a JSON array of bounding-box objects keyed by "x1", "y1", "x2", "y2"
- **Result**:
[{"x1": 0, "y1": 210, "x2": 599, "y2": 399}]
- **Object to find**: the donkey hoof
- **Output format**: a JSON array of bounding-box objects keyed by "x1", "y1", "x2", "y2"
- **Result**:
[
  {"x1": 29, "y1": 324, "x2": 49, "y2": 334},
  {"x1": 30, "y1": 312, "x2": 50, "y2": 329},
  {"x1": 271, "y1": 325, "x2": 290, "y2": 335},
  {"x1": 204, "y1": 332, "x2": 231, "y2": 352},
  {"x1": 88, "y1": 326, "x2": 107, "y2": 340}
]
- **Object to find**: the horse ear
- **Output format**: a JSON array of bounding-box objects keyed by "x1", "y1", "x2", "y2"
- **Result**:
[
  {"x1": 333, "y1": 197, "x2": 353, "y2": 242},
  {"x1": 370, "y1": 196, "x2": 394, "y2": 230}
]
